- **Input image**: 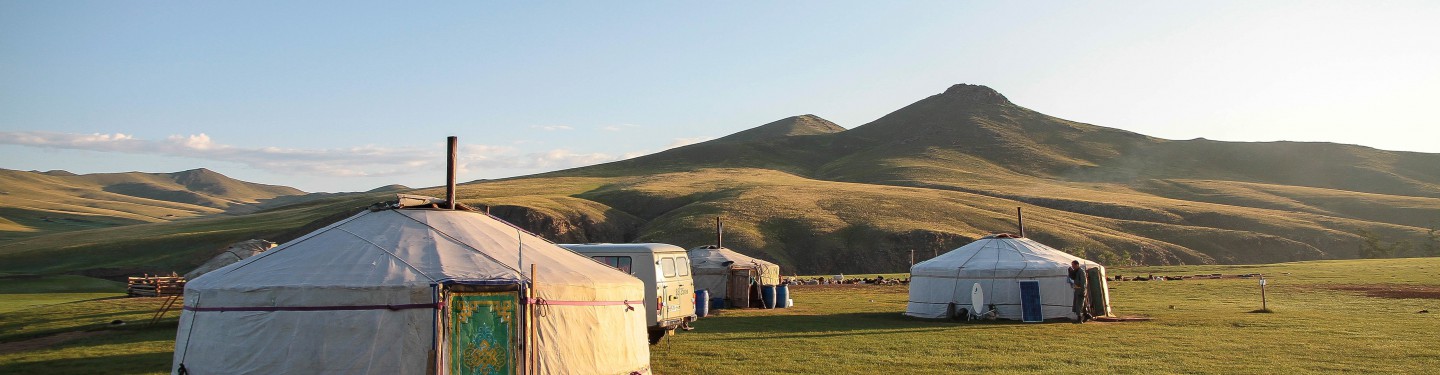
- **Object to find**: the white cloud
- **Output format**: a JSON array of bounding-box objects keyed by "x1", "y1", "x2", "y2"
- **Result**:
[
  {"x1": 0, "y1": 131, "x2": 628, "y2": 177},
  {"x1": 525, "y1": 149, "x2": 619, "y2": 168},
  {"x1": 530, "y1": 125, "x2": 574, "y2": 131},
  {"x1": 665, "y1": 137, "x2": 713, "y2": 149}
]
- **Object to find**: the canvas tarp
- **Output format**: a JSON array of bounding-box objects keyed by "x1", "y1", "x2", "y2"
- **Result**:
[
  {"x1": 905, "y1": 235, "x2": 1112, "y2": 320},
  {"x1": 687, "y1": 246, "x2": 781, "y2": 295},
  {"x1": 173, "y1": 208, "x2": 650, "y2": 375}
]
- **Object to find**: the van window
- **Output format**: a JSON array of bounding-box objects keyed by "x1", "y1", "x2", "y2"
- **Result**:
[
  {"x1": 677, "y1": 257, "x2": 689, "y2": 276},
  {"x1": 661, "y1": 257, "x2": 677, "y2": 278},
  {"x1": 592, "y1": 256, "x2": 633, "y2": 275}
]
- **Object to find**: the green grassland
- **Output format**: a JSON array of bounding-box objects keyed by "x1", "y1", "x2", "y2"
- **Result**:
[
  {"x1": 0, "y1": 193, "x2": 393, "y2": 276},
  {"x1": 2, "y1": 258, "x2": 1436, "y2": 374}
]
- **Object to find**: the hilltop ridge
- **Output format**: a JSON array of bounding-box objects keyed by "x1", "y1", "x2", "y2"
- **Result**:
[{"x1": 716, "y1": 114, "x2": 846, "y2": 143}]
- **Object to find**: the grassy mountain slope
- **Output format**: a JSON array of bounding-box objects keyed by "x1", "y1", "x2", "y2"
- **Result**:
[
  {"x1": 3, "y1": 84, "x2": 1437, "y2": 277},
  {"x1": 533, "y1": 84, "x2": 1440, "y2": 270},
  {"x1": 0, "y1": 168, "x2": 308, "y2": 241}
]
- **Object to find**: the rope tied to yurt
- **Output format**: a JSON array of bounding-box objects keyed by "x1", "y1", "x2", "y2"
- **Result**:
[{"x1": 527, "y1": 297, "x2": 640, "y2": 316}]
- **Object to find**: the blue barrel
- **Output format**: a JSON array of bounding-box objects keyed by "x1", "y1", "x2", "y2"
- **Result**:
[
  {"x1": 695, "y1": 290, "x2": 710, "y2": 318},
  {"x1": 760, "y1": 285, "x2": 777, "y2": 309},
  {"x1": 709, "y1": 297, "x2": 726, "y2": 310},
  {"x1": 775, "y1": 285, "x2": 790, "y2": 308}
]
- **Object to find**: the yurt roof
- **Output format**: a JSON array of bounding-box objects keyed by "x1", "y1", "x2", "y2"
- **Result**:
[
  {"x1": 687, "y1": 245, "x2": 778, "y2": 270},
  {"x1": 910, "y1": 235, "x2": 1099, "y2": 278},
  {"x1": 188, "y1": 205, "x2": 639, "y2": 297}
]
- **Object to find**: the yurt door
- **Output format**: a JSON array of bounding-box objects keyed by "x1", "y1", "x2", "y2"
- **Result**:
[
  {"x1": 447, "y1": 292, "x2": 520, "y2": 375},
  {"x1": 1018, "y1": 281, "x2": 1042, "y2": 323},
  {"x1": 726, "y1": 269, "x2": 753, "y2": 308}
]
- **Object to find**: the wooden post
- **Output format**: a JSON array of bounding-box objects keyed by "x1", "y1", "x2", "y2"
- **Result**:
[
  {"x1": 446, "y1": 136, "x2": 457, "y2": 210},
  {"x1": 529, "y1": 264, "x2": 537, "y2": 375},
  {"x1": 1260, "y1": 275, "x2": 1268, "y2": 311}
]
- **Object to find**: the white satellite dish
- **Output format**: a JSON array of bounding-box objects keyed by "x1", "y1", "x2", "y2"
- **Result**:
[{"x1": 970, "y1": 283, "x2": 984, "y2": 315}]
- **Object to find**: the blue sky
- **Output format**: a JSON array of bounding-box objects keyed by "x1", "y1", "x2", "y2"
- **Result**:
[{"x1": 3, "y1": 1, "x2": 1437, "y2": 192}]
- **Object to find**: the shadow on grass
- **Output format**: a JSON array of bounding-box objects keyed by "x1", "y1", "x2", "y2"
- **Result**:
[
  {"x1": 0, "y1": 352, "x2": 172, "y2": 375},
  {"x1": 693, "y1": 311, "x2": 1059, "y2": 341},
  {"x1": 0, "y1": 321, "x2": 178, "y2": 346}
]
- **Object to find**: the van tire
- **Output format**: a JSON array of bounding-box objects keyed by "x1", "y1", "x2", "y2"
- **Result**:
[{"x1": 648, "y1": 329, "x2": 667, "y2": 345}]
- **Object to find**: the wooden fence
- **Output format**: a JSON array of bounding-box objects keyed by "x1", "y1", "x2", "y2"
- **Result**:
[{"x1": 127, "y1": 274, "x2": 186, "y2": 297}]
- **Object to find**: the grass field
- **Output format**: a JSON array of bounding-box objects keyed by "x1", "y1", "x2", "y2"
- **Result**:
[{"x1": 2, "y1": 258, "x2": 1437, "y2": 374}]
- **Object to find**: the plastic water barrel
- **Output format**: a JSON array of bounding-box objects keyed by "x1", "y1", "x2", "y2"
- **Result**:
[
  {"x1": 760, "y1": 285, "x2": 777, "y2": 309},
  {"x1": 695, "y1": 290, "x2": 710, "y2": 318},
  {"x1": 774, "y1": 285, "x2": 790, "y2": 308},
  {"x1": 710, "y1": 297, "x2": 726, "y2": 310}
]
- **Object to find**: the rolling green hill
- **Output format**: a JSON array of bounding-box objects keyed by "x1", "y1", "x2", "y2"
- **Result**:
[
  {"x1": 2, "y1": 84, "x2": 1437, "y2": 277},
  {"x1": 0, "y1": 168, "x2": 313, "y2": 241}
]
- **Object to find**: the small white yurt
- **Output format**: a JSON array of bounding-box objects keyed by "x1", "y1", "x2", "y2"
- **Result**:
[
  {"x1": 905, "y1": 234, "x2": 1112, "y2": 321},
  {"x1": 183, "y1": 239, "x2": 275, "y2": 280},
  {"x1": 688, "y1": 245, "x2": 780, "y2": 306},
  {"x1": 172, "y1": 198, "x2": 651, "y2": 375}
]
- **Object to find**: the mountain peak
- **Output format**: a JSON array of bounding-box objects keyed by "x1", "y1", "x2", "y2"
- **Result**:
[
  {"x1": 367, "y1": 184, "x2": 412, "y2": 193},
  {"x1": 40, "y1": 169, "x2": 78, "y2": 176},
  {"x1": 177, "y1": 167, "x2": 218, "y2": 175},
  {"x1": 940, "y1": 84, "x2": 1011, "y2": 105},
  {"x1": 716, "y1": 114, "x2": 846, "y2": 143}
]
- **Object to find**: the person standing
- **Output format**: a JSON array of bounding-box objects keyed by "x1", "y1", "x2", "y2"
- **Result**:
[{"x1": 1067, "y1": 260, "x2": 1088, "y2": 323}]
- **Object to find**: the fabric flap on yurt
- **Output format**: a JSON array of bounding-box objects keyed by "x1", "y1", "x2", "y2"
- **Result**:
[
  {"x1": 905, "y1": 235, "x2": 1111, "y2": 321},
  {"x1": 173, "y1": 206, "x2": 650, "y2": 375}
]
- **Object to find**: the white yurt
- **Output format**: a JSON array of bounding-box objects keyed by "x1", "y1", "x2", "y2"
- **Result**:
[
  {"x1": 172, "y1": 198, "x2": 651, "y2": 375},
  {"x1": 688, "y1": 245, "x2": 780, "y2": 307},
  {"x1": 905, "y1": 234, "x2": 1112, "y2": 321},
  {"x1": 183, "y1": 239, "x2": 275, "y2": 280}
]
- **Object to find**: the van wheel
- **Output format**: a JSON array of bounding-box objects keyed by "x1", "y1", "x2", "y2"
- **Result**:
[{"x1": 648, "y1": 330, "x2": 666, "y2": 345}]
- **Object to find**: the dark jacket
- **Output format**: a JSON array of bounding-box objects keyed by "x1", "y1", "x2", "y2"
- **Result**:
[{"x1": 1067, "y1": 266, "x2": 1088, "y2": 290}]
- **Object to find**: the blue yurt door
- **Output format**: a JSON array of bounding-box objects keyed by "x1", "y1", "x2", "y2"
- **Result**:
[{"x1": 1018, "y1": 281, "x2": 1042, "y2": 323}]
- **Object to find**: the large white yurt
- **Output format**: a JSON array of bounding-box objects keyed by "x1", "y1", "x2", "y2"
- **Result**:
[
  {"x1": 688, "y1": 245, "x2": 780, "y2": 306},
  {"x1": 905, "y1": 234, "x2": 1112, "y2": 321},
  {"x1": 173, "y1": 198, "x2": 651, "y2": 375}
]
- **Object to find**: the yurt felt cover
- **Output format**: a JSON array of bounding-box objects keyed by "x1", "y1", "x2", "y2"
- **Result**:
[
  {"x1": 173, "y1": 208, "x2": 650, "y2": 375},
  {"x1": 905, "y1": 236, "x2": 1111, "y2": 320},
  {"x1": 687, "y1": 246, "x2": 781, "y2": 295}
]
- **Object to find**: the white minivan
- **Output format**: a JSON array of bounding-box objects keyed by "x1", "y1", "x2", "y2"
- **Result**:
[{"x1": 559, "y1": 243, "x2": 698, "y2": 344}]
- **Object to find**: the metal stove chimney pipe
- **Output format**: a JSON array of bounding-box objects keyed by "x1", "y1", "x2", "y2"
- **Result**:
[
  {"x1": 1017, "y1": 207, "x2": 1025, "y2": 237},
  {"x1": 446, "y1": 136, "x2": 457, "y2": 210},
  {"x1": 715, "y1": 216, "x2": 723, "y2": 248}
]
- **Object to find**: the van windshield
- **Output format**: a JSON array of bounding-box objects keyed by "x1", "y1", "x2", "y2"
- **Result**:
[{"x1": 593, "y1": 256, "x2": 633, "y2": 275}]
